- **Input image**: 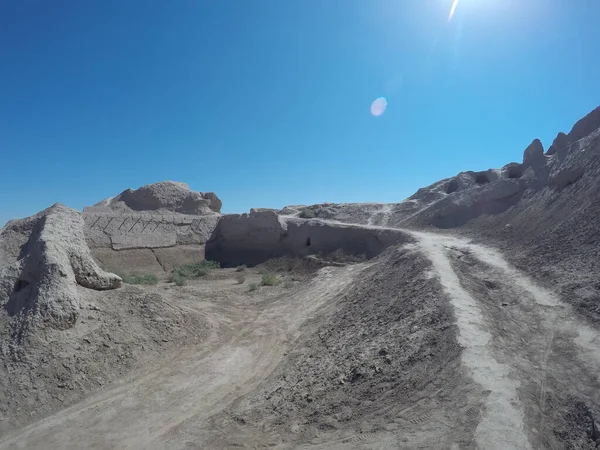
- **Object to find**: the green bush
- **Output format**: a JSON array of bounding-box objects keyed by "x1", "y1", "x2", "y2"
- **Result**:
[
  {"x1": 235, "y1": 265, "x2": 247, "y2": 272},
  {"x1": 200, "y1": 260, "x2": 221, "y2": 269},
  {"x1": 173, "y1": 265, "x2": 208, "y2": 279},
  {"x1": 235, "y1": 274, "x2": 246, "y2": 284},
  {"x1": 299, "y1": 208, "x2": 316, "y2": 219},
  {"x1": 117, "y1": 272, "x2": 159, "y2": 286},
  {"x1": 247, "y1": 282, "x2": 259, "y2": 292},
  {"x1": 170, "y1": 272, "x2": 187, "y2": 286},
  {"x1": 261, "y1": 273, "x2": 281, "y2": 286},
  {"x1": 170, "y1": 260, "x2": 220, "y2": 285}
]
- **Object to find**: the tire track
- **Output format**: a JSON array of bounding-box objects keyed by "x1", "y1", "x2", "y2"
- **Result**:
[
  {"x1": 538, "y1": 327, "x2": 555, "y2": 450},
  {"x1": 411, "y1": 232, "x2": 532, "y2": 450},
  {"x1": 412, "y1": 230, "x2": 600, "y2": 450},
  {"x1": 0, "y1": 265, "x2": 360, "y2": 450}
]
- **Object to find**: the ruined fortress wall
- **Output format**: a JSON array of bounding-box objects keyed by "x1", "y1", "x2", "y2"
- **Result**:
[
  {"x1": 83, "y1": 208, "x2": 413, "y2": 272},
  {"x1": 82, "y1": 209, "x2": 220, "y2": 272},
  {"x1": 205, "y1": 211, "x2": 412, "y2": 267}
]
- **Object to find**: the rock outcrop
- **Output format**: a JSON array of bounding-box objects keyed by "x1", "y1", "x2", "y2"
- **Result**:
[
  {"x1": 522, "y1": 138, "x2": 545, "y2": 168},
  {"x1": 546, "y1": 106, "x2": 600, "y2": 156},
  {"x1": 0, "y1": 204, "x2": 121, "y2": 333},
  {"x1": 546, "y1": 132, "x2": 569, "y2": 156},
  {"x1": 501, "y1": 162, "x2": 524, "y2": 179},
  {"x1": 567, "y1": 105, "x2": 600, "y2": 145},
  {"x1": 94, "y1": 181, "x2": 222, "y2": 215}
]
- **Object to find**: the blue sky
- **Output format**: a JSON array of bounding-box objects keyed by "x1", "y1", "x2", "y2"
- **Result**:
[{"x1": 1, "y1": 0, "x2": 599, "y2": 224}]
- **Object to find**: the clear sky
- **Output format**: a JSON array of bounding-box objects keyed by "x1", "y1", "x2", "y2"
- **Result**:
[{"x1": 1, "y1": 0, "x2": 599, "y2": 225}]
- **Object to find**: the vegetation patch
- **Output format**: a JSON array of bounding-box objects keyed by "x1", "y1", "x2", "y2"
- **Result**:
[
  {"x1": 170, "y1": 260, "x2": 220, "y2": 285},
  {"x1": 299, "y1": 208, "x2": 316, "y2": 219},
  {"x1": 115, "y1": 271, "x2": 159, "y2": 286},
  {"x1": 261, "y1": 273, "x2": 281, "y2": 286},
  {"x1": 247, "y1": 282, "x2": 260, "y2": 292},
  {"x1": 170, "y1": 272, "x2": 187, "y2": 286}
]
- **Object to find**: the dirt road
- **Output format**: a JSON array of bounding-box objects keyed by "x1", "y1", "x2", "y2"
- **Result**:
[
  {"x1": 410, "y1": 231, "x2": 600, "y2": 450},
  {"x1": 0, "y1": 266, "x2": 363, "y2": 450},
  {"x1": 1, "y1": 227, "x2": 599, "y2": 449}
]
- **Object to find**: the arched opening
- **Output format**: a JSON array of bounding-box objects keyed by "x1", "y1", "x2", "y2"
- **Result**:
[
  {"x1": 504, "y1": 164, "x2": 523, "y2": 179},
  {"x1": 474, "y1": 172, "x2": 490, "y2": 185},
  {"x1": 446, "y1": 178, "x2": 458, "y2": 194}
]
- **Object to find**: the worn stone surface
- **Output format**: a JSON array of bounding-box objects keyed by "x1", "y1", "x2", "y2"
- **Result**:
[
  {"x1": 83, "y1": 181, "x2": 222, "y2": 272},
  {"x1": 501, "y1": 162, "x2": 524, "y2": 179},
  {"x1": 522, "y1": 138, "x2": 545, "y2": 168},
  {"x1": 83, "y1": 212, "x2": 219, "y2": 273},
  {"x1": 93, "y1": 181, "x2": 222, "y2": 214},
  {"x1": 0, "y1": 204, "x2": 121, "y2": 332},
  {"x1": 547, "y1": 131, "x2": 569, "y2": 156},
  {"x1": 567, "y1": 105, "x2": 600, "y2": 144}
]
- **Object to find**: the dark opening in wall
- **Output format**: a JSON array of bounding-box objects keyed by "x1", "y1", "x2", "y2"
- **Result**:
[
  {"x1": 505, "y1": 165, "x2": 523, "y2": 179},
  {"x1": 306, "y1": 237, "x2": 311, "y2": 247},
  {"x1": 474, "y1": 172, "x2": 490, "y2": 185},
  {"x1": 446, "y1": 179, "x2": 459, "y2": 194}
]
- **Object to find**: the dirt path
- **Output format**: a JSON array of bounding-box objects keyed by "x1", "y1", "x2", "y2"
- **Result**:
[
  {"x1": 410, "y1": 231, "x2": 600, "y2": 450},
  {"x1": 0, "y1": 266, "x2": 362, "y2": 450},
  {"x1": 412, "y1": 232, "x2": 532, "y2": 450},
  {"x1": 367, "y1": 204, "x2": 393, "y2": 226}
]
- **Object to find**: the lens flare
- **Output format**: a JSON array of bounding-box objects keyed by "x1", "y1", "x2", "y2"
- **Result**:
[
  {"x1": 448, "y1": 0, "x2": 460, "y2": 21},
  {"x1": 370, "y1": 97, "x2": 387, "y2": 117}
]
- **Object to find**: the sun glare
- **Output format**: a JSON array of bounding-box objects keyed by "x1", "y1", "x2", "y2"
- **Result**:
[
  {"x1": 448, "y1": 0, "x2": 460, "y2": 21},
  {"x1": 370, "y1": 97, "x2": 387, "y2": 117}
]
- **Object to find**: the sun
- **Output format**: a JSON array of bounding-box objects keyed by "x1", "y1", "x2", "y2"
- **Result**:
[{"x1": 448, "y1": 0, "x2": 460, "y2": 21}]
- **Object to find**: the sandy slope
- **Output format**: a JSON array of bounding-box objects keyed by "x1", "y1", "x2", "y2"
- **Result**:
[{"x1": 0, "y1": 266, "x2": 361, "y2": 449}]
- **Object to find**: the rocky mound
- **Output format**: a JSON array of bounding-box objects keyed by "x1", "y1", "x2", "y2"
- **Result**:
[
  {"x1": 0, "y1": 204, "x2": 207, "y2": 432},
  {"x1": 547, "y1": 105, "x2": 600, "y2": 155},
  {"x1": 0, "y1": 204, "x2": 121, "y2": 333},
  {"x1": 93, "y1": 181, "x2": 222, "y2": 215}
]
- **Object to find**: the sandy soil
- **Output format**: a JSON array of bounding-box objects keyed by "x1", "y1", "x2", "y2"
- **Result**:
[{"x1": 0, "y1": 266, "x2": 361, "y2": 449}]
